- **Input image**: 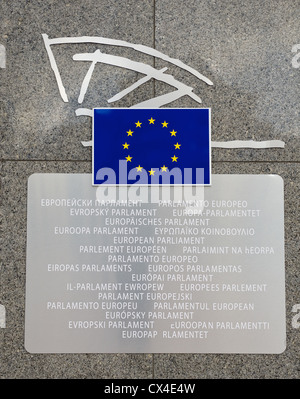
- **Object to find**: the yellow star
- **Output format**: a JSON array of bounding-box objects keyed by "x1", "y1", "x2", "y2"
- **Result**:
[
  {"x1": 126, "y1": 155, "x2": 132, "y2": 162},
  {"x1": 161, "y1": 165, "x2": 168, "y2": 172},
  {"x1": 127, "y1": 130, "x2": 133, "y2": 136},
  {"x1": 170, "y1": 129, "x2": 177, "y2": 136},
  {"x1": 123, "y1": 142, "x2": 129, "y2": 149},
  {"x1": 148, "y1": 169, "x2": 155, "y2": 176},
  {"x1": 148, "y1": 117, "x2": 155, "y2": 124},
  {"x1": 136, "y1": 165, "x2": 143, "y2": 172},
  {"x1": 174, "y1": 142, "x2": 181, "y2": 149},
  {"x1": 162, "y1": 121, "x2": 168, "y2": 128},
  {"x1": 135, "y1": 121, "x2": 142, "y2": 128},
  {"x1": 171, "y1": 155, "x2": 178, "y2": 162}
]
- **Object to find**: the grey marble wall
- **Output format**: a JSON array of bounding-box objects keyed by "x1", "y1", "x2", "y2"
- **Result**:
[{"x1": 0, "y1": 0, "x2": 299, "y2": 379}]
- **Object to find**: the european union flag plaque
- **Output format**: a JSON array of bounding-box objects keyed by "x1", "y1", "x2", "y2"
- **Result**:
[
  {"x1": 25, "y1": 174, "x2": 285, "y2": 353},
  {"x1": 93, "y1": 108, "x2": 211, "y2": 185}
]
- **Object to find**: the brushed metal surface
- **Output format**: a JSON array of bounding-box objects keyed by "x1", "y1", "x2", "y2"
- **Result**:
[{"x1": 25, "y1": 174, "x2": 285, "y2": 353}]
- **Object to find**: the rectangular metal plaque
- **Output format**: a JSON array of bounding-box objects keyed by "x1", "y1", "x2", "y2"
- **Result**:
[{"x1": 25, "y1": 174, "x2": 286, "y2": 353}]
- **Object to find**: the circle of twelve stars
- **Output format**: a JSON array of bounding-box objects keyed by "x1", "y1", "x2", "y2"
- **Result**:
[{"x1": 122, "y1": 117, "x2": 181, "y2": 175}]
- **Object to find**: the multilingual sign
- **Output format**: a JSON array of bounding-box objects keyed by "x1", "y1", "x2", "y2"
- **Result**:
[{"x1": 25, "y1": 174, "x2": 285, "y2": 353}]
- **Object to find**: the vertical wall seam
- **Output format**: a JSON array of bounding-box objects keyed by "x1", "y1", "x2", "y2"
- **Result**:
[
  {"x1": 153, "y1": 0, "x2": 156, "y2": 378},
  {"x1": 153, "y1": 0, "x2": 156, "y2": 99}
]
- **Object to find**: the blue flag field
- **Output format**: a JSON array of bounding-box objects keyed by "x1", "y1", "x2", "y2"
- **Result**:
[{"x1": 93, "y1": 108, "x2": 211, "y2": 185}]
